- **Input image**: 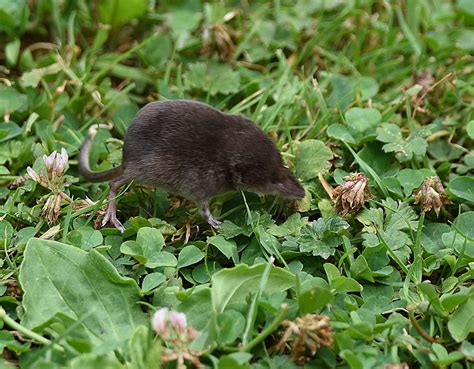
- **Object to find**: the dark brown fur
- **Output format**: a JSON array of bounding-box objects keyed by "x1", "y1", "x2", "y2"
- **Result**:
[{"x1": 79, "y1": 100, "x2": 304, "y2": 231}]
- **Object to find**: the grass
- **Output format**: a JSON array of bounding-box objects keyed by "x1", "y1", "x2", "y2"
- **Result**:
[{"x1": 0, "y1": 0, "x2": 473, "y2": 368}]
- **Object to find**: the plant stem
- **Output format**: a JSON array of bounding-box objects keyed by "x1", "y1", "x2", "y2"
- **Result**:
[
  {"x1": 242, "y1": 303, "x2": 289, "y2": 352},
  {"x1": 0, "y1": 308, "x2": 64, "y2": 352}
]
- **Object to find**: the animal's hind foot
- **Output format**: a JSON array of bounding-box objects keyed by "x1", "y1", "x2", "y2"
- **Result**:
[
  {"x1": 101, "y1": 205, "x2": 125, "y2": 233},
  {"x1": 199, "y1": 201, "x2": 222, "y2": 229},
  {"x1": 207, "y1": 216, "x2": 222, "y2": 229}
]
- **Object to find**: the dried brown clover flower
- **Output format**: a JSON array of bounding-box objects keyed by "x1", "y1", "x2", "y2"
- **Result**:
[
  {"x1": 413, "y1": 69, "x2": 434, "y2": 95},
  {"x1": 275, "y1": 314, "x2": 333, "y2": 365},
  {"x1": 202, "y1": 21, "x2": 240, "y2": 60},
  {"x1": 414, "y1": 176, "x2": 451, "y2": 216},
  {"x1": 333, "y1": 173, "x2": 371, "y2": 216}
]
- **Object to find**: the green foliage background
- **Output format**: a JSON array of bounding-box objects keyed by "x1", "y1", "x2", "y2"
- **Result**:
[{"x1": 0, "y1": 0, "x2": 473, "y2": 368}]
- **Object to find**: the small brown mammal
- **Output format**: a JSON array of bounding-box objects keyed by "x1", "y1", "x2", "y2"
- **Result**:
[{"x1": 79, "y1": 100, "x2": 304, "y2": 232}]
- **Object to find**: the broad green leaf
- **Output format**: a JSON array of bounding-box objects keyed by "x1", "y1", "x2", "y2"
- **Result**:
[
  {"x1": 291, "y1": 216, "x2": 349, "y2": 259},
  {"x1": 356, "y1": 77, "x2": 379, "y2": 100},
  {"x1": 141, "y1": 272, "x2": 166, "y2": 292},
  {"x1": 350, "y1": 255, "x2": 374, "y2": 282},
  {"x1": 397, "y1": 168, "x2": 424, "y2": 197},
  {"x1": 422, "y1": 223, "x2": 451, "y2": 254},
  {"x1": 20, "y1": 63, "x2": 62, "y2": 88},
  {"x1": 19, "y1": 238, "x2": 148, "y2": 353},
  {"x1": 377, "y1": 123, "x2": 429, "y2": 161},
  {"x1": 0, "y1": 121, "x2": 22, "y2": 142},
  {"x1": 448, "y1": 176, "x2": 474, "y2": 203},
  {"x1": 211, "y1": 263, "x2": 295, "y2": 313},
  {"x1": 120, "y1": 227, "x2": 166, "y2": 267},
  {"x1": 345, "y1": 107, "x2": 381, "y2": 133},
  {"x1": 5, "y1": 39, "x2": 20, "y2": 66},
  {"x1": 216, "y1": 310, "x2": 245, "y2": 345},
  {"x1": 445, "y1": 211, "x2": 474, "y2": 257},
  {"x1": 457, "y1": 29, "x2": 474, "y2": 51},
  {"x1": 327, "y1": 74, "x2": 355, "y2": 110},
  {"x1": 208, "y1": 235, "x2": 238, "y2": 262},
  {"x1": 138, "y1": 34, "x2": 172, "y2": 67},
  {"x1": 148, "y1": 251, "x2": 177, "y2": 268},
  {"x1": 98, "y1": 0, "x2": 147, "y2": 26},
  {"x1": 295, "y1": 139, "x2": 333, "y2": 180},
  {"x1": 120, "y1": 241, "x2": 147, "y2": 264},
  {"x1": 467, "y1": 121, "x2": 474, "y2": 139},
  {"x1": 177, "y1": 245, "x2": 205, "y2": 269},
  {"x1": 327, "y1": 123, "x2": 356, "y2": 144},
  {"x1": 298, "y1": 286, "x2": 333, "y2": 313},
  {"x1": 185, "y1": 63, "x2": 240, "y2": 95},
  {"x1": 177, "y1": 287, "x2": 214, "y2": 350},
  {"x1": 331, "y1": 276, "x2": 363, "y2": 293},
  {"x1": 0, "y1": 86, "x2": 27, "y2": 115},
  {"x1": 0, "y1": 0, "x2": 29, "y2": 34},
  {"x1": 66, "y1": 353, "x2": 125, "y2": 369},
  {"x1": 376, "y1": 123, "x2": 402, "y2": 142},
  {"x1": 67, "y1": 227, "x2": 103, "y2": 251},
  {"x1": 136, "y1": 227, "x2": 165, "y2": 252}
]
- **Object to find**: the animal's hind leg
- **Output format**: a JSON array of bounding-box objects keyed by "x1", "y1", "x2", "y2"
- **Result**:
[
  {"x1": 199, "y1": 200, "x2": 222, "y2": 229},
  {"x1": 102, "y1": 175, "x2": 129, "y2": 233}
]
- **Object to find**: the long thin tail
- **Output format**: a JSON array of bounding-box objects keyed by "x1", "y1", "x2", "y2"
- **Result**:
[{"x1": 78, "y1": 124, "x2": 124, "y2": 182}]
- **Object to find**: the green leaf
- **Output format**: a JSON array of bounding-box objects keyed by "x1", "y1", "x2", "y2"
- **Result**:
[
  {"x1": 98, "y1": 0, "x2": 148, "y2": 26},
  {"x1": 0, "y1": 86, "x2": 28, "y2": 115},
  {"x1": 177, "y1": 245, "x2": 205, "y2": 269},
  {"x1": 120, "y1": 241, "x2": 146, "y2": 264},
  {"x1": 331, "y1": 276, "x2": 363, "y2": 293},
  {"x1": 0, "y1": 121, "x2": 22, "y2": 143},
  {"x1": 422, "y1": 222, "x2": 451, "y2": 254},
  {"x1": 293, "y1": 216, "x2": 349, "y2": 259},
  {"x1": 445, "y1": 211, "x2": 474, "y2": 257},
  {"x1": 19, "y1": 238, "x2": 148, "y2": 353},
  {"x1": 185, "y1": 63, "x2": 240, "y2": 95},
  {"x1": 467, "y1": 121, "x2": 474, "y2": 139},
  {"x1": 149, "y1": 251, "x2": 178, "y2": 268},
  {"x1": 449, "y1": 176, "x2": 474, "y2": 203},
  {"x1": 0, "y1": 0, "x2": 29, "y2": 34},
  {"x1": 350, "y1": 255, "x2": 374, "y2": 282},
  {"x1": 66, "y1": 353, "x2": 125, "y2": 369},
  {"x1": 20, "y1": 63, "x2": 62, "y2": 88},
  {"x1": 377, "y1": 123, "x2": 429, "y2": 162},
  {"x1": 5, "y1": 39, "x2": 20, "y2": 66},
  {"x1": 216, "y1": 310, "x2": 245, "y2": 345},
  {"x1": 141, "y1": 272, "x2": 166, "y2": 292},
  {"x1": 295, "y1": 139, "x2": 333, "y2": 180},
  {"x1": 138, "y1": 34, "x2": 172, "y2": 67},
  {"x1": 120, "y1": 227, "x2": 166, "y2": 267},
  {"x1": 67, "y1": 227, "x2": 103, "y2": 251},
  {"x1": 397, "y1": 168, "x2": 425, "y2": 197},
  {"x1": 208, "y1": 235, "x2": 238, "y2": 262},
  {"x1": 345, "y1": 107, "x2": 381, "y2": 133},
  {"x1": 137, "y1": 227, "x2": 165, "y2": 252},
  {"x1": 327, "y1": 74, "x2": 355, "y2": 110},
  {"x1": 327, "y1": 123, "x2": 356, "y2": 144},
  {"x1": 457, "y1": 29, "x2": 474, "y2": 51},
  {"x1": 298, "y1": 286, "x2": 334, "y2": 313},
  {"x1": 356, "y1": 77, "x2": 379, "y2": 101},
  {"x1": 211, "y1": 263, "x2": 295, "y2": 313}
]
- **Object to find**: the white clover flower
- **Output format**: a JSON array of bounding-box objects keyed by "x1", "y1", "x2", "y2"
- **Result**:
[
  {"x1": 152, "y1": 307, "x2": 169, "y2": 335},
  {"x1": 26, "y1": 166, "x2": 40, "y2": 182},
  {"x1": 169, "y1": 311, "x2": 187, "y2": 330}
]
